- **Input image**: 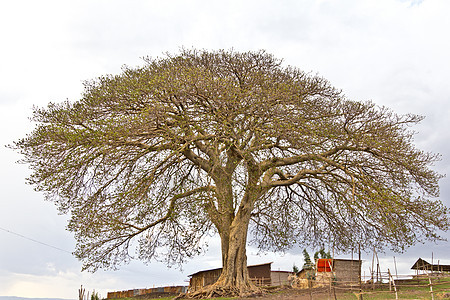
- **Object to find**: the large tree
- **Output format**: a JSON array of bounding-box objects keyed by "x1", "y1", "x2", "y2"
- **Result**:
[{"x1": 14, "y1": 49, "x2": 448, "y2": 297}]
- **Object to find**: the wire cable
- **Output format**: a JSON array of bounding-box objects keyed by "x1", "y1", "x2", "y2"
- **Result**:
[{"x1": 0, "y1": 226, "x2": 72, "y2": 254}]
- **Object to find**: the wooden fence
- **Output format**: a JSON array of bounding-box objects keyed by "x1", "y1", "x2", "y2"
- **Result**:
[{"x1": 107, "y1": 286, "x2": 188, "y2": 299}]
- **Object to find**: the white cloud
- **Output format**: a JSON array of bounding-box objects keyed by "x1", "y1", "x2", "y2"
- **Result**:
[{"x1": 0, "y1": 270, "x2": 116, "y2": 299}]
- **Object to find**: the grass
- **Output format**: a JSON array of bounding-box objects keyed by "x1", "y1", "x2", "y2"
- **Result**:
[{"x1": 337, "y1": 276, "x2": 450, "y2": 299}]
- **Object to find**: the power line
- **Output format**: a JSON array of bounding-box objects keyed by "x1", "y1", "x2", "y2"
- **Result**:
[{"x1": 0, "y1": 226, "x2": 72, "y2": 254}]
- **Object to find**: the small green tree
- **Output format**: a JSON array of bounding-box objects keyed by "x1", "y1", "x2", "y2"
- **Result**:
[
  {"x1": 302, "y1": 249, "x2": 314, "y2": 270},
  {"x1": 302, "y1": 249, "x2": 316, "y2": 280},
  {"x1": 90, "y1": 291, "x2": 99, "y2": 300},
  {"x1": 314, "y1": 248, "x2": 332, "y2": 260}
]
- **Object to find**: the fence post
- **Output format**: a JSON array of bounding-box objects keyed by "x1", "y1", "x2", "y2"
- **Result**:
[
  {"x1": 359, "y1": 246, "x2": 363, "y2": 300},
  {"x1": 389, "y1": 270, "x2": 392, "y2": 291},
  {"x1": 79, "y1": 285, "x2": 85, "y2": 300},
  {"x1": 427, "y1": 272, "x2": 434, "y2": 300},
  {"x1": 388, "y1": 269, "x2": 398, "y2": 300},
  {"x1": 329, "y1": 276, "x2": 332, "y2": 300}
]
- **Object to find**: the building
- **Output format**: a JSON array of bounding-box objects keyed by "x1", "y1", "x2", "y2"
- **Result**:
[
  {"x1": 411, "y1": 258, "x2": 450, "y2": 273},
  {"x1": 332, "y1": 259, "x2": 362, "y2": 283},
  {"x1": 271, "y1": 270, "x2": 295, "y2": 286},
  {"x1": 188, "y1": 262, "x2": 273, "y2": 292},
  {"x1": 313, "y1": 258, "x2": 362, "y2": 286}
]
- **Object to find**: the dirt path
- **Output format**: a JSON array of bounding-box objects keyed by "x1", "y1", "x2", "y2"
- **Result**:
[{"x1": 238, "y1": 287, "x2": 347, "y2": 300}]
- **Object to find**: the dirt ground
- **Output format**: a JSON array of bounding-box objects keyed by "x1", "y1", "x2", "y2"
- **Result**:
[
  {"x1": 240, "y1": 287, "x2": 346, "y2": 300},
  {"x1": 138, "y1": 287, "x2": 349, "y2": 300},
  {"x1": 133, "y1": 277, "x2": 450, "y2": 300}
]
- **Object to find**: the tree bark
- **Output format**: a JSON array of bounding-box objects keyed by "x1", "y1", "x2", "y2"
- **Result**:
[
  {"x1": 188, "y1": 161, "x2": 262, "y2": 298},
  {"x1": 215, "y1": 217, "x2": 253, "y2": 291},
  {"x1": 207, "y1": 187, "x2": 261, "y2": 297},
  {"x1": 188, "y1": 211, "x2": 259, "y2": 298}
]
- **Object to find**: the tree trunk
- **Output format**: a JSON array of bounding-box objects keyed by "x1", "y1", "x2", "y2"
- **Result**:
[
  {"x1": 215, "y1": 217, "x2": 253, "y2": 291},
  {"x1": 200, "y1": 200, "x2": 261, "y2": 298},
  {"x1": 188, "y1": 169, "x2": 262, "y2": 298},
  {"x1": 188, "y1": 205, "x2": 260, "y2": 298}
]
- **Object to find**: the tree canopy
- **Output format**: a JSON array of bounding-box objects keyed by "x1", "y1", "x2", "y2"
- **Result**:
[{"x1": 13, "y1": 49, "x2": 449, "y2": 295}]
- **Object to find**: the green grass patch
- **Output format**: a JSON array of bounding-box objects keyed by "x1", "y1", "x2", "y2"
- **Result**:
[{"x1": 337, "y1": 276, "x2": 450, "y2": 299}]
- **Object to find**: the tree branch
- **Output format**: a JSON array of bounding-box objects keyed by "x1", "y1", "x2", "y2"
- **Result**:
[
  {"x1": 125, "y1": 185, "x2": 216, "y2": 235},
  {"x1": 181, "y1": 148, "x2": 213, "y2": 173},
  {"x1": 258, "y1": 143, "x2": 372, "y2": 172},
  {"x1": 263, "y1": 165, "x2": 328, "y2": 188}
]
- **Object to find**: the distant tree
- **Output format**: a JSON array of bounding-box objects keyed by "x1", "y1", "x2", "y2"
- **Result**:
[
  {"x1": 13, "y1": 49, "x2": 449, "y2": 297},
  {"x1": 302, "y1": 249, "x2": 314, "y2": 270},
  {"x1": 293, "y1": 264, "x2": 300, "y2": 274}
]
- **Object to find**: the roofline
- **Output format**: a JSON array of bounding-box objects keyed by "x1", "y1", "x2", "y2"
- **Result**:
[
  {"x1": 271, "y1": 270, "x2": 295, "y2": 273},
  {"x1": 331, "y1": 258, "x2": 362, "y2": 262},
  {"x1": 411, "y1": 257, "x2": 450, "y2": 270},
  {"x1": 188, "y1": 262, "x2": 273, "y2": 277}
]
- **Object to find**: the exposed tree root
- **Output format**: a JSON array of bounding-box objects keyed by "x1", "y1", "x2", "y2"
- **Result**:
[{"x1": 175, "y1": 284, "x2": 265, "y2": 299}]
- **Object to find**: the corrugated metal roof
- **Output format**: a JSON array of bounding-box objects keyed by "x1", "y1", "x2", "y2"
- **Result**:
[
  {"x1": 188, "y1": 262, "x2": 273, "y2": 277},
  {"x1": 411, "y1": 258, "x2": 450, "y2": 271}
]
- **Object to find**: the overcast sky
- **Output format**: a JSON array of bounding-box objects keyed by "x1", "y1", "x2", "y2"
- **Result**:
[{"x1": 1, "y1": 0, "x2": 450, "y2": 298}]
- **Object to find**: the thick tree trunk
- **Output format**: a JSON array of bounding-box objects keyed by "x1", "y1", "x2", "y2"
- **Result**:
[
  {"x1": 188, "y1": 205, "x2": 261, "y2": 298},
  {"x1": 186, "y1": 167, "x2": 263, "y2": 298},
  {"x1": 199, "y1": 199, "x2": 261, "y2": 298},
  {"x1": 215, "y1": 218, "x2": 253, "y2": 291}
]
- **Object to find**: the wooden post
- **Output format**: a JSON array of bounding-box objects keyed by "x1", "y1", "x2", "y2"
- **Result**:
[
  {"x1": 371, "y1": 249, "x2": 375, "y2": 291},
  {"x1": 374, "y1": 250, "x2": 380, "y2": 287},
  {"x1": 359, "y1": 245, "x2": 363, "y2": 300},
  {"x1": 326, "y1": 259, "x2": 337, "y2": 300},
  {"x1": 438, "y1": 260, "x2": 441, "y2": 282},
  {"x1": 388, "y1": 269, "x2": 398, "y2": 300},
  {"x1": 432, "y1": 252, "x2": 434, "y2": 274},
  {"x1": 389, "y1": 270, "x2": 392, "y2": 292},
  {"x1": 329, "y1": 276, "x2": 332, "y2": 300},
  {"x1": 376, "y1": 262, "x2": 379, "y2": 287},
  {"x1": 78, "y1": 285, "x2": 85, "y2": 300},
  {"x1": 393, "y1": 256, "x2": 398, "y2": 279},
  {"x1": 351, "y1": 247, "x2": 354, "y2": 291},
  {"x1": 427, "y1": 272, "x2": 434, "y2": 300}
]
